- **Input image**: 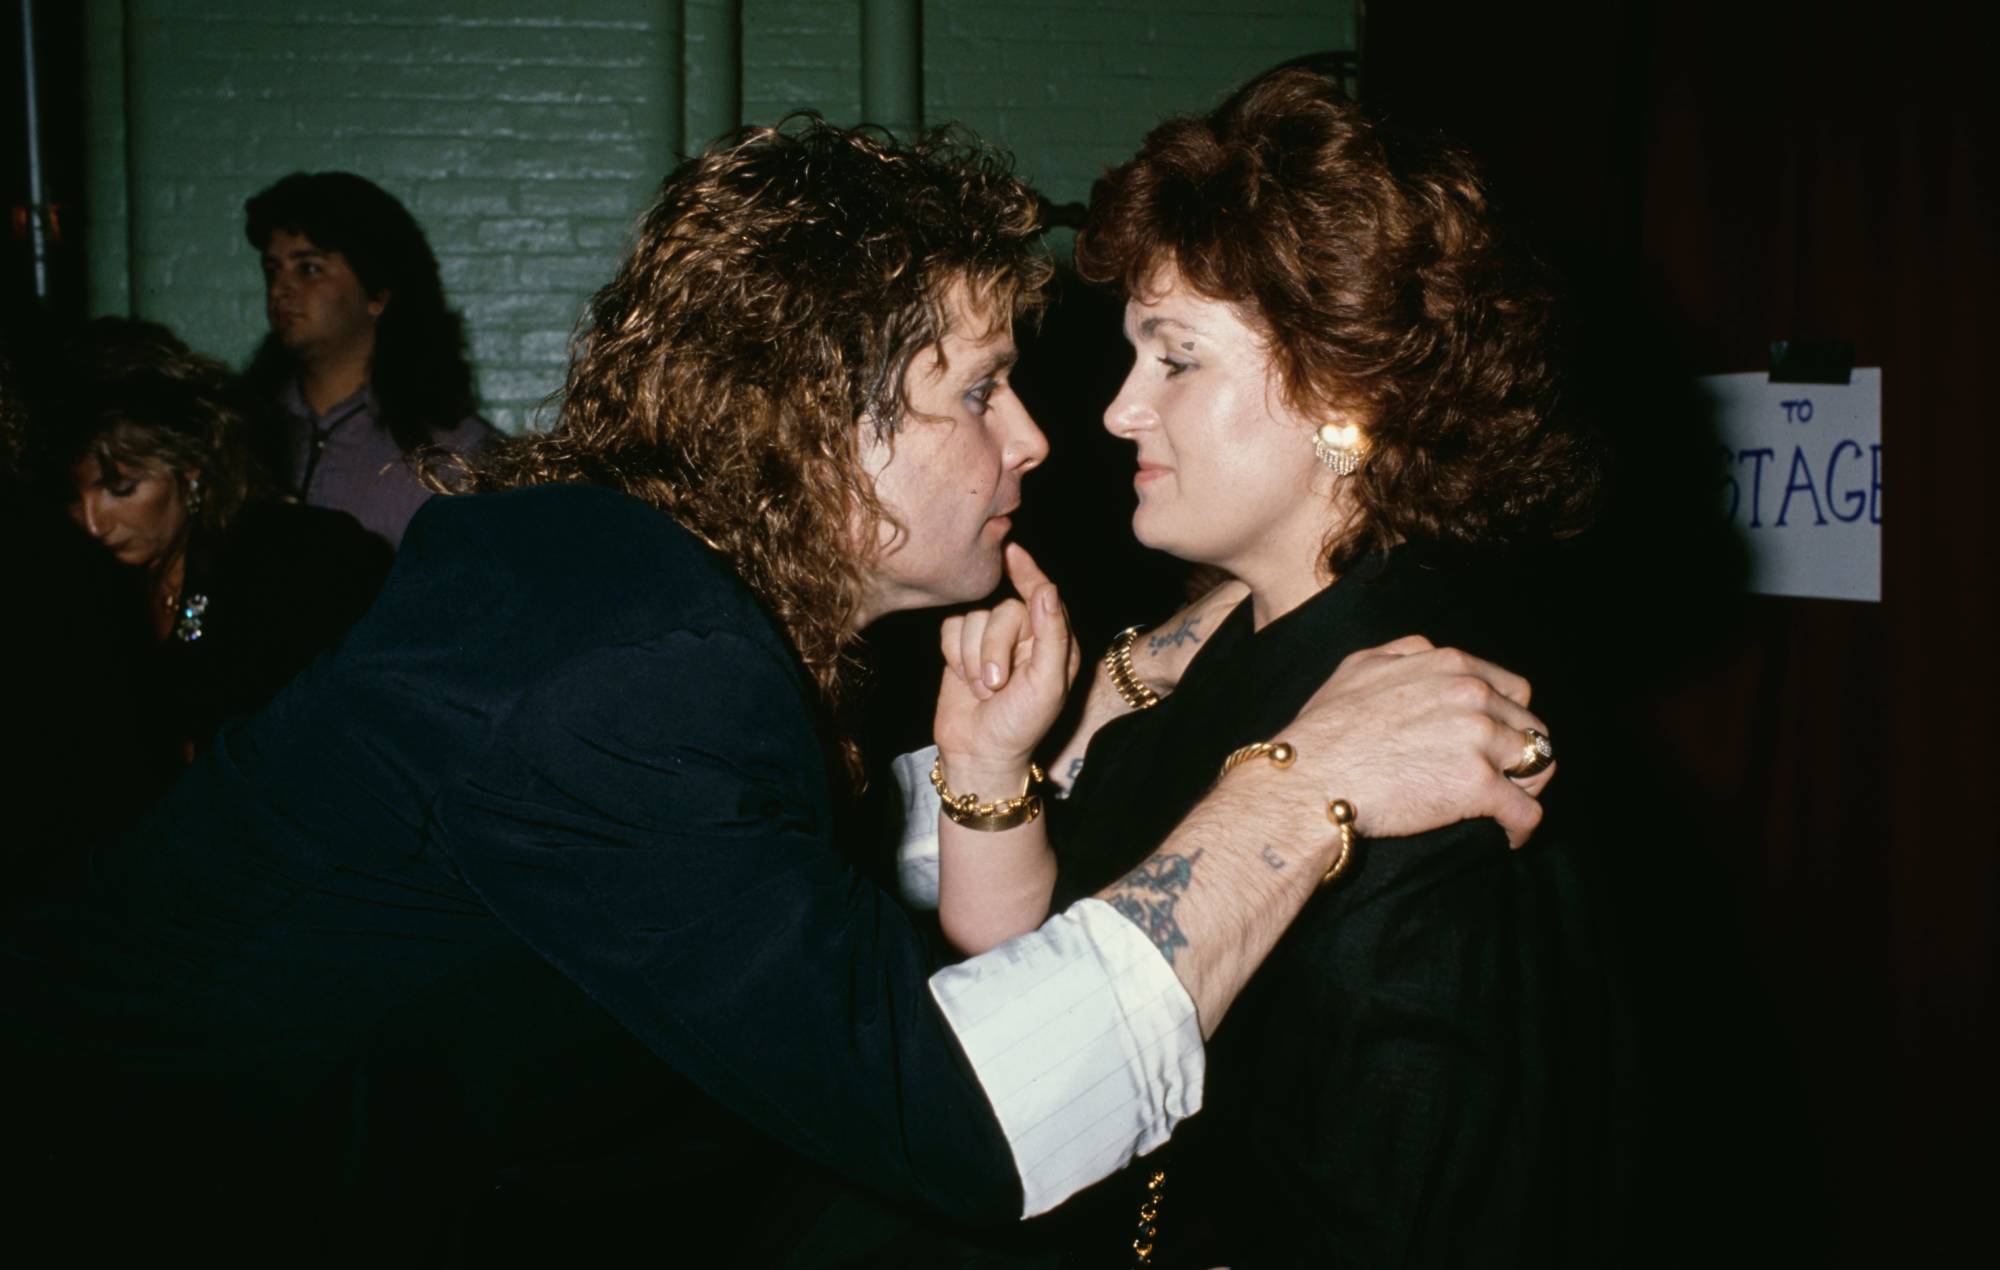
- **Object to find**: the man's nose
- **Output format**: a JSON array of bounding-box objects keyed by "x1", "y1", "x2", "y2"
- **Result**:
[{"x1": 1008, "y1": 404, "x2": 1050, "y2": 472}]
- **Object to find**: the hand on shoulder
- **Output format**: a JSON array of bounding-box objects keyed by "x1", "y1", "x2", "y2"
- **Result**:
[{"x1": 1277, "y1": 636, "x2": 1555, "y2": 849}]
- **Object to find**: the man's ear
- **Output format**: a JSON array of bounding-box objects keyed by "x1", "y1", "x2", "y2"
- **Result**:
[{"x1": 367, "y1": 290, "x2": 391, "y2": 320}]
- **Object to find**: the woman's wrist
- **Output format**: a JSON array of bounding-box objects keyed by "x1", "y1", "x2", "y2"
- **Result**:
[
  {"x1": 1125, "y1": 635, "x2": 1176, "y2": 696},
  {"x1": 1103, "y1": 626, "x2": 1163, "y2": 710}
]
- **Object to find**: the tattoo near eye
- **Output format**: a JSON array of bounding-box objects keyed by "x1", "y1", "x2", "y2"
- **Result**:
[{"x1": 1259, "y1": 845, "x2": 1288, "y2": 871}]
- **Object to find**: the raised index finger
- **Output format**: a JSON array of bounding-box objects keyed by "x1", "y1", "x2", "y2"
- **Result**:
[{"x1": 1004, "y1": 542, "x2": 1053, "y2": 602}]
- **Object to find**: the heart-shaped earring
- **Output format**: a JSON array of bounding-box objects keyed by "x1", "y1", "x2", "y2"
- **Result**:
[{"x1": 1312, "y1": 422, "x2": 1363, "y2": 475}]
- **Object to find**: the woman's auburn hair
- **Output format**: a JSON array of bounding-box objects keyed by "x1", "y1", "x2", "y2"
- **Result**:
[
  {"x1": 457, "y1": 116, "x2": 1051, "y2": 754},
  {"x1": 1074, "y1": 67, "x2": 1602, "y2": 574}
]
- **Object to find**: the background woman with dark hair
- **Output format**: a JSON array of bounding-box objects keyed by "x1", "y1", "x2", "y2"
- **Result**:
[
  {"x1": 28, "y1": 318, "x2": 390, "y2": 802},
  {"x1": 928, "y1": 69, "x2": 1630, "y2": 1265},
  {"x1": 241, "y1": 170, "x2": 495, "y2": 545}
]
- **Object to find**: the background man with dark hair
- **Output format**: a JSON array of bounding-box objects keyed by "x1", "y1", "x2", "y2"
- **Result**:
[{"x1": 242, "y1": 171, "x2": 495, "y2": 546}]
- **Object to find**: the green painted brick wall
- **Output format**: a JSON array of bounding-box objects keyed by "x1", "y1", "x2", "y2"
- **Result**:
[
  {"x1": 742, "y1": 0, "x2": 861, "y2": 138},
  {"x1": 91, "y1": 0, "x2": 682, "y2": 432},
  {"x1": 926, "y1": 0, "x2": 1358, "y2": 210},
  {"x1": 83, "y1": 0, "x2": 1357, "y2": 433}
]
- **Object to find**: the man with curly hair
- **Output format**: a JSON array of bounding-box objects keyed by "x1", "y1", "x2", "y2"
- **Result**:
[{"x1": 5, "y1": 119, "x2": 1552, "y2": 1259}]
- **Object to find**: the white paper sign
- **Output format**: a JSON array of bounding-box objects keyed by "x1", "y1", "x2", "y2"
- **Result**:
[{"x1": 1703, "y1": 368, "x2": 1881, "y2": 602}]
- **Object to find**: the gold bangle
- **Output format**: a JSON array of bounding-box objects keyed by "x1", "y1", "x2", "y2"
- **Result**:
[
  {"x1": 1104, "y1": 625, "x2": 1161, "y2": 711},
  {"x1": 1323, "y1": 799, "x2": 1356, "y2": 886},
  {"x1": 1220, "y1": 740, "x2": 1294, "y2": 775},
  {"x1": 930, "y1": 757, "x2": 1046, "y2": 832},
  {"x1": 1217, "y1": 740, "x2": 1357, "y2": 888}
]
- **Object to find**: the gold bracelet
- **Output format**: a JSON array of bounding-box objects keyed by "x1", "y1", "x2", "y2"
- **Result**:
[
  {"x1": 1323, "y1": 799, "x2": 1356, "y2": 886},
  {"x1": 1104, "y1": 626, "x2": 1161, "y2": 711},
  {"x1": 930, "y1": 757, "x2": 1047, "y2": 832},
  {"x1": 1220, "y1": 740, "x2": 1294, "y2": 774},
  {"x1": 1217, "y1": 740, "x2": 1356, "y2": 887}
]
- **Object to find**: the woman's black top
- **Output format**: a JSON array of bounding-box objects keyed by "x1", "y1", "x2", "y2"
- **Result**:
[
  {"x1": 1050, "y1": 544, "x2": 1634, "y2": 1268},
  {"x1": 8, "y1": 500, "x2": 390, "y2": 886},
  {"x1": 161, "y1": 499, "x2": 393, "y2": 747}
]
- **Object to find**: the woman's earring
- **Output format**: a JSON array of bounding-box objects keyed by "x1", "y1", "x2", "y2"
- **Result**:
[
  {"x1": 186, "y1": 477, "x2": 205, "y2": 516},
  {"x1": 1312, "y1": 422, "x2": 1364, "y2": 476}
]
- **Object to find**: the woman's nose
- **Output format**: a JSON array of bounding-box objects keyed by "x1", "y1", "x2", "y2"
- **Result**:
[
  {"x1": 71, "y1": 494, "x2": 103, "y2": 538},
  {"x1": 1103, "y1": 383, "x2": 1157, "y2": 438}
]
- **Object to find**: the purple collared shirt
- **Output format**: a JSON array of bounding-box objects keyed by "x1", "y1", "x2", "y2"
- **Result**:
[{"x1": 277, "y1": 380, "x2": 498, "y2": 547}]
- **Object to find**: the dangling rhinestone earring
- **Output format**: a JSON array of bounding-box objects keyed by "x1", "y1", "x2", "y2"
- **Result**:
[
  {"x1": 186, "y1": 476, "x2": 205, "y2": 517},
  {"x1": 1312, "y1": 422, "x2": 1364, "y2": 475}
]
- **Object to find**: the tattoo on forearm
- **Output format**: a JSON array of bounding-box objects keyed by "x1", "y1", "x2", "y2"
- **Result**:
[
  {"x1": 1259, "y1": 844, "x2": 1287, "y2": 871},
  {"x1": 1146, "y1": 616, "x2": 1202, "y2": 655},
  {"x1": 1104, "y1": 848, "x2": 1204, "y2": 966}
]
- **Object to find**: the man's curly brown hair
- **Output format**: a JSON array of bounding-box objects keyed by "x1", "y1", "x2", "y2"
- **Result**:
[
  {"x1": 456, "y1": 116, "x2": 1050, "y2": 757},
  {"x1": 1074, "y1": 68, "x2": 1600, "y2": 575}
]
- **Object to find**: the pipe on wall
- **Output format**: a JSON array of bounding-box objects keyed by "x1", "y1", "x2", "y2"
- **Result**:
[
  {"x1": 17, "y1": 0, "x2": 50, "y2": 301},
  {"x1": 654, "y1": 0, "x2": 684, "y2": 165},
  {"x1": 681, "y1": 0, "x2": 740, "y2": 153},
  {"x1": 860, "y1": 0, "x2": 921, "y2": 139}
]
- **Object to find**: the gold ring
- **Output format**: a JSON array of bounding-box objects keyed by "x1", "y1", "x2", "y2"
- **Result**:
[{"x1": 1505, "y1": 728, "x2": 1554, "y2": 779}]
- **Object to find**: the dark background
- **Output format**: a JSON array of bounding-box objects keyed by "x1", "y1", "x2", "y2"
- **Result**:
[{"x1": 1366, "y1": 2, "x2": 1992, "y2": 1262}]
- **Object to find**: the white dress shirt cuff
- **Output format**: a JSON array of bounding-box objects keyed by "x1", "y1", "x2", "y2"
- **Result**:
[
  {"x1": 890, "y1": 745, "x2": 942, "y2": 909},
  {"x1": 929, "y1": 898, "x2": 1206, "y2": 1218}
]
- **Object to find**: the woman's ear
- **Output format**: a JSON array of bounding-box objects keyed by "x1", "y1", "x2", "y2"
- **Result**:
[{"x1": 367, "y1": 289, "x2": 391, "y2": 320}]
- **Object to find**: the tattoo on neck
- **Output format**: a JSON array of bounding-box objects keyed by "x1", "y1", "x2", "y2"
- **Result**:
[
  {"x1": 1104, "y1": 848, "x2": 1205, "y2": 966},
  {"x1": 1259, "y1": 844, "x2": 1287, "y2": 871},
  {"x1": 1146, "y1": 615, "x2": 1203, "y2": 655}
]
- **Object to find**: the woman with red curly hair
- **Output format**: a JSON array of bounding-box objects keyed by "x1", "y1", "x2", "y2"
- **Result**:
[{"x1": 929, "y1": 69, "x2": 1630, "y2": 1265}]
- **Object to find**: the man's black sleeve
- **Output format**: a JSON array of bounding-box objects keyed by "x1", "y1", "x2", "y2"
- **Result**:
[{"x1": 431, "y1": 625, "x2": 1024, "y2": 1225}]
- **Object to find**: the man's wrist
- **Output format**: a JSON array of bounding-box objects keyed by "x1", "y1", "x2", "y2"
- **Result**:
[
  {"x1": 1111, "y1": 762, "x2": 1341, "y2": 1035},
  {"x1": 936, "y1": 753, "x2": 1037, "y2": 801},
  {"x1": 1201, "y1": 760, "x2": 1345, "y2": 887}
]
